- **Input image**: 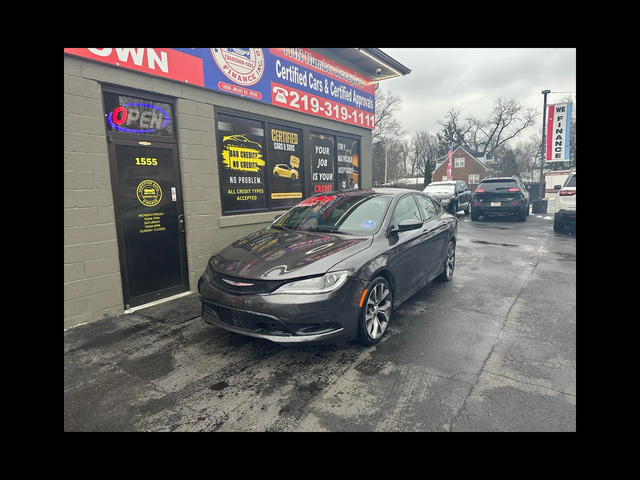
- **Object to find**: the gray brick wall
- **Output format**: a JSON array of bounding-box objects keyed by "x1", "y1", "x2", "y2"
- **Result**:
[{"x1": 64, "y1": 53, "x2": 373, "y2": 329}]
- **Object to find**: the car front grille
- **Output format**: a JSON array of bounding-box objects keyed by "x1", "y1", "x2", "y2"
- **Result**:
[
  {"x1": 202, "y1": 302, "x2": 293, "y2": 336},
  {"x1": 209, "y1": 271, "x2": 285, "y2": 295}
]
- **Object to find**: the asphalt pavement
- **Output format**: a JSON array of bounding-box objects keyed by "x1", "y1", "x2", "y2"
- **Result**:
[{"x1": 64, "y1": 201, "x2": 576, "y2": 432}]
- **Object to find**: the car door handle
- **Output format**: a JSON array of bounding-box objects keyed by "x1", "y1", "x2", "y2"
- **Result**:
[{"x1": 178, "y1": 214, "x2": 186, "y2": 233}]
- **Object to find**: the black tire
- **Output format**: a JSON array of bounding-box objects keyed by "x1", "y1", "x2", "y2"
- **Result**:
[
  {"x1": 357, "y1": 277, "x2": 393, "y2": 346},
  {"x1": 471, "y1": 210, "x2": 480, "y2": 221},
  {"x1": 464, "y1": 203, "x2": 470, "y2": 215},
  {"x1": 517, "y1": 206, "x2": 526, "y2": 222},
  {"x1": 553, "y1": 214, "x2": 564, "y2": 232},
  {"x1": 437, "y1": 239, "x2": 456, "y2": 282}
]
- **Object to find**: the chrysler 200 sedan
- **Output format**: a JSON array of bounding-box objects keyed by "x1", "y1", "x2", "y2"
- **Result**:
[{"x1": 198, "y1": 189, "x2": 457, "y2": 346}]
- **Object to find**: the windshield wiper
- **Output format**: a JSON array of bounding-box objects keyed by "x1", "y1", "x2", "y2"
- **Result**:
[
  {"x1": 305, "y1": 227, "x2": 349, "y2": 234},
  {"x1": 270, "y1": 225, "x2": 291, "y2": 231}
]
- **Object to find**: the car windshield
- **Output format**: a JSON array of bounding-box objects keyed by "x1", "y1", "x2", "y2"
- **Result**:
[
  {"x1": 477, "y1": 180, "x2": 519, "y2": 191},
  {"x1": 424, "y1": 184, "x2": 455, "y2": 194},
  {"x1": 272, "y1": 192, "x2": 391, "y2": 235}
]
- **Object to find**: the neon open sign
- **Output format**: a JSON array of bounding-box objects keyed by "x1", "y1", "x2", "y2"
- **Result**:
[{"x1": 105, "y1": 95, "x2": 174, "y2": 136}]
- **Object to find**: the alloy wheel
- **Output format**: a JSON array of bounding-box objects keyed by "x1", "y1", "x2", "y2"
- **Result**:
[
  {"x1": 365, "y1": 282, "x2": 392, "y2": 340},
  {"x1": 445, "y1": 241, "x2": 456, "y2": 280}
]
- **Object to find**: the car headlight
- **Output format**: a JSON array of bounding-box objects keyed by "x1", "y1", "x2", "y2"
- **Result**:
[
  {"x1": 273, "y1": 271, "x2": 350, "y2": 295},
  {"x1": 440, "y1": 198, "x2": 450, "y2": 204}
]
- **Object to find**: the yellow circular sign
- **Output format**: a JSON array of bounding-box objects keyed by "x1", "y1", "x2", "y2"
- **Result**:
[{"x1": 136, "y1": 180, "x2": 162, "y2": 207}]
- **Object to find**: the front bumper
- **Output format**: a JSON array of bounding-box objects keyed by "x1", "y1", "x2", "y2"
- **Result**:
[{"x1": 197, "y1": 275, "x2": 368, "y2": 345}]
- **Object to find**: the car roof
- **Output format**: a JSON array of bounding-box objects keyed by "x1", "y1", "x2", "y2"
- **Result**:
[
  {"x1": 426, "y1": 181, "x2": 456, "y2": 185},
  {"x1": 480, "y1": 177, "x2": 520, "y2": 181}
]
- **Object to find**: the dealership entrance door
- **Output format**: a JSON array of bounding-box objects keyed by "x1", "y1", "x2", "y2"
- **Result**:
[{"x1": 109, "y1": 138, "x2": 189, "y2": 308}]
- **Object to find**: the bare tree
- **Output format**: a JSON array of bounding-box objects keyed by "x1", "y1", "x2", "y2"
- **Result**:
[
  {"x1": 477, "y1": 98, "x2": 537, "y2": 156},
  {"x1": 407, "y1": 130, "x2": 439, "y2": 184},
  {"x1": 373, "y1": 88, "x2": 404, "y2": 145}
]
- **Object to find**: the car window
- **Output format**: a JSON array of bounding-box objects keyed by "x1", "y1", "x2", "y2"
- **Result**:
[
  {"x1": 392, "y1": 195, "x2": 421, "y2": 226},
  {"x1": 565, "y1": 174, "x2": 576, "y2": 188},
  {"x1": 415, "y1": 195, "x2": 439, "y2": 221},
  {"x1": 274, "y1": 192, "x2": 391, "y2": 235},
  {"x1": 477, "y1": 179, "x2": 519, "y2": 191}
]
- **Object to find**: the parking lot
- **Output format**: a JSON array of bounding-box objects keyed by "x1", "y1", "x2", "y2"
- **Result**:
[{"x1": 64, "y1": 209, "x2": 576, "y2": 432}]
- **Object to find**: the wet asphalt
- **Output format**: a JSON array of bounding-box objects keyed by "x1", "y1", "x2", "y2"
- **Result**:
[{"x1": 64, "y1": 211, "x2": 576, "y2": 432}]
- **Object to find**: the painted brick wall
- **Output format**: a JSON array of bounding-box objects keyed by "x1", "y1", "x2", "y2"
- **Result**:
[{"x1": 64, "y1": 53, "x2": 373, "y2": 329}]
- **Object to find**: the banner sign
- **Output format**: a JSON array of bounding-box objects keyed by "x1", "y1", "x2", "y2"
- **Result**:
[
  {"x1": 64, "y1": 48, "x2": 376, "y2": 130},
  {"x1": 216, "y1": 113, "x2": 267, "y2": 214},
  {"x1": 545, "y1": 102, "x2": 572, "y2": 162},
  {"x1": 267, "y1": 124, "x2": 304, "y2": 209}
]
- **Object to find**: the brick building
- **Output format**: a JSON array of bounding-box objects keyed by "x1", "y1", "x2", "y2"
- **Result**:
[{"x1": 432, "y1": 146, "x2": 493, "y2": 188}]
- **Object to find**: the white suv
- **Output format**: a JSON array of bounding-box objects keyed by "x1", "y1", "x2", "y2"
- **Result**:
[{"x1": 553, "y1": 171, "x2": 576, "y2": 232}]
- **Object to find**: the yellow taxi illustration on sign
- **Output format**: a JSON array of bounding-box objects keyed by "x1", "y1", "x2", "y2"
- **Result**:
[{"x1": 273, "y1": 164, "x2": 298, "y2": 181}]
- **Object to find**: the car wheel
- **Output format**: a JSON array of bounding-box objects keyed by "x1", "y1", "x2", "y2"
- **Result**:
[
  {"x1": 518, "y1": 206, "x2": 526, "y2": 222},
  {"x1": 437, "y1": 239, "x2": 456, "y2": 281},
  {"x1": 525, "y1": 201, "x2": 530, "y2": 216},
  {"x1": 471, "y1": 210, "x2": 480, "y2": 221},
  {"x1": 553, "y1": 214, "x2": 564, "y2": 232},
  {"x1": 291, "y1": 174, "x2": 297, "y2": 181},
  {"x1": 464, "y1": 203, "x2": 470, "y2": 215},
  {"x1": 357, "y1": 277, "x2": 393, "y2": 346}
]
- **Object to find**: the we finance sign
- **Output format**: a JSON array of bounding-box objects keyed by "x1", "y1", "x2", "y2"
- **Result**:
[
  {"x1": 545, "y1": 102, "x2": 573, "y2": 162},
  {"x1": 65, "y1": 48, "x2": 376, "y2": 129}
]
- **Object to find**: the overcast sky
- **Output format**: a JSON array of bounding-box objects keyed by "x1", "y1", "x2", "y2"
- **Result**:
[{"x1": 379, "y1": 48, "x2": 576, "y2": 139}]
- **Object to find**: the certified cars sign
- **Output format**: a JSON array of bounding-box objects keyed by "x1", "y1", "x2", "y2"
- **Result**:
[{"x1": 65, "y1": 48, "x2": 376, "y2": 129}]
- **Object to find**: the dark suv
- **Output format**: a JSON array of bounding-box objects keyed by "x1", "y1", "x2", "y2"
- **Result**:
[{"x1": 471, "y1": 177, "x2": 530, "y2": 222}]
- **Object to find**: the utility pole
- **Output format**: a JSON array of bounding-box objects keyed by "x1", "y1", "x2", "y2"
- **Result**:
[
  {"x1": 384, "y1": 142, "x2": 388, "y2": 185},
  {"x1": 538, "y1": 89, "x2": 551, "y2": 199}
]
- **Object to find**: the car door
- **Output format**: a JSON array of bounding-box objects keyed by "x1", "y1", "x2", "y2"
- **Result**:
[
  {"x1": 415, "y1": 194, "x2": 450, "y2": 277},
  {"x1": 388, "y1": 194, "x2": 427, "y2": 301},
  {"x1": 460, "y1": 181, "x2": 471, "y2": 208}
]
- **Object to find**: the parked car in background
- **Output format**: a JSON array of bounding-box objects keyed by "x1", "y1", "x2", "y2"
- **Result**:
[
  {"x1": 471, "y1": 177, "x2": 530, "y2": 222},
  {"x1": 553, "y1": 171, "x2": 576, "y2": 232},
  {"x1": 423, "y1": 181, "x2": 471, "y2": 215},
  {"x1": 198, "y1": 189, "x2": 457, "y2": 346}
]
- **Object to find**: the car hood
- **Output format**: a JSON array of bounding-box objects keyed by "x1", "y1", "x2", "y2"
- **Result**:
[
  {"x1": 428, "y1": 192, "x2": 454, "y2": 200},
  {"x1": 209, "y1": 228, "x2": 372, "y2": 280}
]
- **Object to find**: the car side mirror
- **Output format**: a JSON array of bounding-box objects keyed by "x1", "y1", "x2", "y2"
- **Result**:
[
  {"x1": 554, "y1": 185, "x2": 562, "y2": 190},
  {"x1": 389, "y1": 219, "x2": 422, "y2": 235}
]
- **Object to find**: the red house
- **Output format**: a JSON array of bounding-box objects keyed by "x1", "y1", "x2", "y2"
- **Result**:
[{"x1": 432, "y1": 146, "x2": 493, "y2": 189}]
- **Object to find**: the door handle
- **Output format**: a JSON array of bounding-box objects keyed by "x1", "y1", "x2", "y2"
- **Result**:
[{"x1": 178, "y1": 214, "x2": 186, "y2": 233}]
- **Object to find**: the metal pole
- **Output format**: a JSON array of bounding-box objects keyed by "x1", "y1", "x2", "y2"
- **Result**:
[
  {"x1": 384, "y1": 143, "x2": 388, "y2": 185},
  {"x1": 538, "y1": 90, "x2": 550, "y2": 199}
]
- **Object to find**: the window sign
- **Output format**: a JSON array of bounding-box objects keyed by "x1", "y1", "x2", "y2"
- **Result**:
[
  {"x1": 267, "y1": 124, "x2": 303, "y2": 209},
  {"x1": 337, "y1": 137, "x2": 359, "y2": 190},
  {"x1": 217, "y1": 114, "x2": 266, "y2": 213},
  {"x1": 104, "y1": 92, "x2": 175, "y2": 137},
  {"x1": 310, "y1": 133, "x2": 335, "y2": 194}
]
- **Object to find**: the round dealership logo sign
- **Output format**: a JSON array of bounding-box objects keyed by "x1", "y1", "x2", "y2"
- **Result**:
[
  {"x1": 136, "y1": 180, "x2": 162, "y2": 207},
  {"x1": 211, "y1": 48, "x2": 265, "y2": 86}
]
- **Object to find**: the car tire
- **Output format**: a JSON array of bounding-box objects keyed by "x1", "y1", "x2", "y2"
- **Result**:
[
  {"x1": 518, "y1": 206, "x2": 526, "y2": 222},
  {"x1": 525, "y1": 201, "x2": 530, "y2": 216},
  {"x1": 357, "y1": 277, "x2": 393, "y2": 346},
  {"x1": 291, "y1": 174, "x2": 297, "y2": 181},
  {"x1": 437, "y1": 239, "x2": 456, "y2": 282},
  {"x1": 471, "y1": 210, "x2": 480, "y2": 221},
  {"x1": 464, "y1": 203, "x2": 470, "y2": 215},
  {"x1": 553, "y1": 214, "x2": 564, "y2": 232}
]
